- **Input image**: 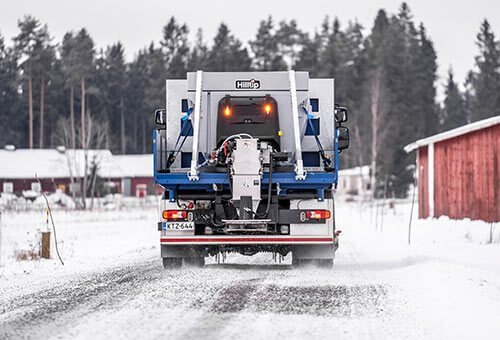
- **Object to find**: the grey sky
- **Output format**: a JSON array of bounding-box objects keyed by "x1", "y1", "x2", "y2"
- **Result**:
[{"x1": 1, "y1": 0, "x2": 499, "y2": 96}]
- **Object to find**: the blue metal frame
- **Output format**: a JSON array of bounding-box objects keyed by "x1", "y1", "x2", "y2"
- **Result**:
[
  {"x1": 153, "y1": 120, "x2": 341, "y2": 200},
  {"x1": 333, "y1": 125, "x2": 339, "y2": 189},
  {"x1": 155, "y1": 172, "x2": 336, "y2": 202}
]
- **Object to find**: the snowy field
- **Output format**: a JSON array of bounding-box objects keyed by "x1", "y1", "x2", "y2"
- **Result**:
[{"x1": 1, "y1": 199, "x2": 500, "y2": 339}]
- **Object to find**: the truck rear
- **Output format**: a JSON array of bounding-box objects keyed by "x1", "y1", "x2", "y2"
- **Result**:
[{"x1": 153, "y1": 71, "x2": 349, "y2": 268}]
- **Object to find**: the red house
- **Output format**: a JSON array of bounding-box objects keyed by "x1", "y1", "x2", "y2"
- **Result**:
[
  {"x1": 109, "y1": 154, "x2": 154, "y2": 197},
  {"x1": 0, "y1": 148, "x2": 154, "y2": 198},
  {"x1": 0, "y1": 148, "x2": 115, "y2": 195},
  {"x1": 405, "y1": 116, "x2": 500, "y2": 222}
]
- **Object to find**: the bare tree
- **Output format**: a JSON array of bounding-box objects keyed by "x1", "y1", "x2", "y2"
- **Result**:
[
  {"x1": 81, "y1": 78, "x2": 86, "y2": 149},
  {"x1": 78, "y1": 114, "x2": 108, "y2": 209},
  {"x1": 55, "y1": 115, "x2": 109, "y2": 210},
  {"x1": 55, "y1": 118, "x2": 80, "y2": 207}
]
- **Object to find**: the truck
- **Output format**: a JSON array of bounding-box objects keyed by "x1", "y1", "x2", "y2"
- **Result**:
[{"x1": 153, "y1": 71, "x2": 349, "y2": 269}]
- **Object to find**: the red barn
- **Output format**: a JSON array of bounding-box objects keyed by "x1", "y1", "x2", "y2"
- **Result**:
[{"x1": 405, "y1": 116, "x2": 500, "y2": 222}]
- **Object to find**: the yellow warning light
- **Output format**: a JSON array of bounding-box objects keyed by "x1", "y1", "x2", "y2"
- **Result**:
[
  {"x1": 278, "y1": 130, "x2": 283, "y2": 137},
  {"x1": 224, "y1": 106, "x2": 231, "y2": 117},
  {"x1": 264, "y1": 103, "x2": 272, "y2": 115}
]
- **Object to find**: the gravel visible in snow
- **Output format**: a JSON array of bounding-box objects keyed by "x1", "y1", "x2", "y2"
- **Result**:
[{"x1": 0, "y1": 200, "x2": 499, "y2": 339}]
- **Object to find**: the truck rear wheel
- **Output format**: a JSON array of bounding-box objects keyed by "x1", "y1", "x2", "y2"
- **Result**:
[
  {"x1": 292, "y1": 258, "x2": 333, "y2": 268},
  {"x1": 317, "y1": 259, "x2": 334, "y2": 268},
  {"x1": 162, "y1": 257, "x2": 182, "y2": 269},
  {"x1": 183, "y1": 257, "x2": 205, "y2": 267}
]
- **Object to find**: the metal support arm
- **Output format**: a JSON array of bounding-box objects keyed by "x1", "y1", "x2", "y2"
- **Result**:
[
  {"x1": 188, "y1": 70, "x2": 203, "y2": 181},
  {"x1": 289, "y1": 70, "x2": 306, "y2": 180}
]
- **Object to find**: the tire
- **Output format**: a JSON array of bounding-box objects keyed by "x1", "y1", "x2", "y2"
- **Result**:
[
  {"x1": 316, "y1": 259, "x2": 334, "y2": 269},
  {"x1": 292, "y1": 258, "x2": 314, "y2": 267},
  {"x1": 183, "y1": 257, "x2": 205, "y2": 267},
  {"x1": 162, "y1": 257, "x2": 182, "y2": 269},
  {"x1": 293, "y1": 258, "x2": 333, "y2": 268}
]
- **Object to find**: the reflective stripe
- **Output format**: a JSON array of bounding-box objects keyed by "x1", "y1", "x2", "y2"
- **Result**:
[{"x1": 160, "y1": 236, "x2": 334, "y2": 244}]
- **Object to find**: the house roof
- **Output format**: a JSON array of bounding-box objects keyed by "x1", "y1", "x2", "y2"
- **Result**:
[
  {"x1": 0, "y1": 149, "x2": 114, "y2": 179},
  {"x1": 108, "y1": 154, "x2": 153, "y2": 178},
  {"x1": 0, "y1": 149, "x2": 153, "y2": 180},
  {"x1": 404, "y1": 115, "x2": 500, "y2": 153}
]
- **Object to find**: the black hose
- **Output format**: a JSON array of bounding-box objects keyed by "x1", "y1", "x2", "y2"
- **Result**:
[{"x1": 256, "y1": 156, "x2": 273, "y2": 218}]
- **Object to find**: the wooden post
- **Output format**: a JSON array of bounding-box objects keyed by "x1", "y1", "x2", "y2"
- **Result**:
[{"x1": 41, "y1": 231, "x2": 51, "y2": 259}]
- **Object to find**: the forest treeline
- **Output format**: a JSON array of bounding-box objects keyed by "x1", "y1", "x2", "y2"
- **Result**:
[{"x1": 0, "y1": 3, "x2": 499, "y2": 196}]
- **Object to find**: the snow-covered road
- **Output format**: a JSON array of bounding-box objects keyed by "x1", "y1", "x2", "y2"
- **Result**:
[{"x1": 1, "y1": 201, "x2": 500, "y2": 339}]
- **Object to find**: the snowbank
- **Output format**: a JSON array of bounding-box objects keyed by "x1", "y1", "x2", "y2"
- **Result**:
[
  {"x1": 1, "y1": 199, "x2": 498, "y2": 280},
  {"x1": 0, "y1": 206, "x2": 159, "y2": 279}
]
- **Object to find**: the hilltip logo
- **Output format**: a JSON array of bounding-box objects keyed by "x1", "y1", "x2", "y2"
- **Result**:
[{"x1": 235, "y1": 78, "x2": 261, "y2": 90}]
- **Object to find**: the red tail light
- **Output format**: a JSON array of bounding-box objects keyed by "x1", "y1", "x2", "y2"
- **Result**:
[
  {"x1": 305, "y1": 210, "x2": 331, "y2": 220},
  {"x1": 163, "y1": 210, "x2": 188, "y2": 221}
]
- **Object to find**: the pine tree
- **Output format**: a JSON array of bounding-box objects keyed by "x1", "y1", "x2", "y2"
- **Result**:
[
  {"x1": 206, "y1": 23, "x2": 252, "y2": 71},
  {"x1": 250, "y1": 16, "x2": 286, "y2": 71},
  {"x1": 188, "y1": 29, "x2": 209, "y2": 71},
  {"x1": 0, "y1": 31, "x2": 22, "y2": 147},
  {"x1": 43, "y1": 56, "x2": 65, "y2": 148},
  {"x1": 470, "y1": 20, "x2": 500, "y2": 121},
  {"x1": 31, "y1": 25, "x2": 55, "y2": 148},
  {"x1": 275, "y1": 20, "x2": 304, "y2": 68},
  {"x1": 97, "y1": 43, "x2": 126, "y2": 153},
  {"x1": 143, "y1": 43, "x2": 167, "y2": 152},
  {"x1": 125, "y1": 49, "x2": 149, "y2": 153},
  {"x1": 319, "y1": 18, "x2": 344, "y2": 78},
  {"x1": 74, "y1": 29, "x2": 94, "y2": 149},
  {"x1": 337, "y1": 20, "x2": 367, "y2": 168},
  {"x1": 442, "y1": 69, "x2": 467, "y2": 130},
  {"x1": 386, "y1": 4, "x2": 424, "y2": 197},
  {"x1": 294, "y1": 32, "x2": 323, "y2": 76},
  {"x1": 13, "y1": 16, "x2": 51, "y2": 148},
  {"x1": 363, "y1": 9, "x2": 391, "y2": 197},
  {"x1": 61, "y1": 32, "x2": 79, "y2": 149},
  {"x1": 463, "y1": 71, "x2": 474, "y2": 124},
  {"x1": 415, "y1": 23, "x2": 438, "y2": 137},
  {"x1": 161, "y1": 17, "x2": 190, "y2": 78}
]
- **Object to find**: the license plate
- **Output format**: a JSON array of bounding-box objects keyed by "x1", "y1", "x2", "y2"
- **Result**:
[{"x1": 163, "y1": 222, "x2": 195, "y2": 231}]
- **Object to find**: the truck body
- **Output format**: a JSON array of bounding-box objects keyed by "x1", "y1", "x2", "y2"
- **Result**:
[{"x1": 153, "y1": 71, "x2": 349, "y2": 268}]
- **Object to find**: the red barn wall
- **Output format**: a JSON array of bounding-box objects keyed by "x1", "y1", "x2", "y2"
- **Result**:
[
  {"x1": 433, "y1": 124, "x2": 500, "y2": 222},
  {"x1": 418, "y1": 146, "x2": 429, "y2": 219},
  {"x1": 0, "y1": 178, "x2": 72, "y2": 194},
  {"x1": 131, "y1": 177, "x2": 154, "y2": 197}
]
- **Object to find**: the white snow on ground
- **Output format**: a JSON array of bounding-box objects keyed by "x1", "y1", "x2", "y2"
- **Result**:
[
  {"x1": 1, "y1": 199, "x2": 500, "y2": 339},
  {"x1": 0, "y1": 203, "x2": 159, "y2": 281}
]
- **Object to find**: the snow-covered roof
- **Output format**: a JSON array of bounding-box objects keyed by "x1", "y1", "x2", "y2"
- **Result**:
[
  {"x1": 0, "y1": 149, "x2": 153, "y2": 179},
  {"x1": 107, "y1": 154, "x2": 153, "y2": 178},
  {"x1": 404, "y1": 115, "x2": 500, "y2": 153},
  {"x1": 0, "y1": 149, "x2": 114, "y2": 179},
  {"x1": 338, "y1": 165, "x2": 370, "y2": 177}
]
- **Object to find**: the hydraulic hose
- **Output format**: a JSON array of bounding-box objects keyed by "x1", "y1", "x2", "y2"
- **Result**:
[{"x1": 256, "y1": 155, "x2": 273, "y2": 218}]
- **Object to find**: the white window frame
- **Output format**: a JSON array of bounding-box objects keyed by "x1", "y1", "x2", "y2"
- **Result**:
[
  {"x1": 3, "y1": 182, "x2": 13, "y2": 193},
  {"x1": 135, "y1": 184, "x2": 148, "y2": 197},
  {"x1": 31, "y1": 182, "x2": 41, "y2": 192}
]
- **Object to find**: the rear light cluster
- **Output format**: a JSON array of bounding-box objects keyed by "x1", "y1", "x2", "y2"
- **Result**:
[
  {"x1": 306, "y1": 210, "x2": 331, "y2": 219},
  {"x1": 162, "y1": 210, "x2": 193, "y2": 222},
  {"x1": 300, "y1": 209, "x2": 331, "y2": 221}
]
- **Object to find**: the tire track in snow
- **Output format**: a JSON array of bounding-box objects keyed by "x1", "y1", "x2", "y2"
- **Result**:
[{"x1": 0, "y1": 256, "x2": 162, "y2": 339}]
